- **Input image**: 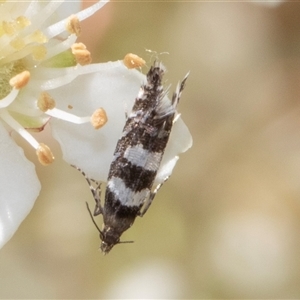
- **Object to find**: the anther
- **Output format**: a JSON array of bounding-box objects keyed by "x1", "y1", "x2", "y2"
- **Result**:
[
  {"x1": 2, "y1": 21, "x2": 16, "y2": 35},
  {"x1": 123, "y1": 53, "x2": 146, "y2": 69},
  {"x1": 37, "y1": 92, "x2": 56, "y2": 112},
  {"x1": 66, "y1": 15, "x2": 81, "y2": 36},
  {"x1": 91, "y1": 108, "x2": 108, "y2": 129},
  {"x1": 16, "y1": 16, "x2": 31, "y2": 29},
  {"x1": 32, "y1": 45, "x2": 47, "y2": 61},
  {"x1": 71, "y1": 43, "x2": 92, "y2": 65},
  {"x1": 10, "y1": 37, "x2": 25, "y2": 50},
  {"x1": 9, "y1": 71, "x2": 30, "y2": 89},
  {"x1": 30, "y1": 30, "x2": 48, "y2": 44},
  {"x1": 36, "y1": 143, "x2": 55, "y2": 166}
]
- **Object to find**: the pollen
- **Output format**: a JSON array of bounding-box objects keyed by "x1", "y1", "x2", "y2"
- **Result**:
[
  {"x1": 9, "y1": 70, "x2": 30, "y2": 89},
  {"x1": 91, "y1": 108, "x2": 108, "y2": 129},
  {"x1": 66, "y1": 15, "x2": 81, "y2": 36},
  {"x1": 123, "y1": 53, "x2": 146, "y2": 69},
  {"x1": 37, "y1": 92, "x2": 56, "y2": 112},
  {"x1": 36, "y1": 143, "x2": 55, "y2": 166},
  {"x1": 71, "y1": 43, "x2": 92, "y2": 65}
]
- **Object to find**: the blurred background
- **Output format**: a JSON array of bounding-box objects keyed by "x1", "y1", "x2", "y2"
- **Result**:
[{"x1": 2, "y1": 0, "x2": 300, "y2": 298}]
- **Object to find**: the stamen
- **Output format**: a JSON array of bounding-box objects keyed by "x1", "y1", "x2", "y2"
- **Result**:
[
  {"x1": 37, "y1": 92, "x2": 56, "y2": 112},
  {"x1": 44, "y1": 0, "x2": 108, "y2": 39},
  {"x1": 71, "y1": 43, "x2": 92, "y2": 65},
  {"x1": 0, "y1": 88, "x2": 19, "y2": 108},
  {"x1": 9, "y1": 70, "x2": 30, "y2": 89},
  {"x1": 45, "y1": 107, "x2": 91, "y2": 124},
  {"x1": 36, "y1": 143, "x2": 55, "y2": 166},
  {"x1": 91, "y1": 108, "x2": 108, "y2": 129},
  {"x1": 66, "y1": 15, "x2": 81, "y2": 36},
  {"x1": 123, "y1": 53, "x2": 146, "y2": 69},
  {"x1": 43, "y1": 34, "x2": 77, "y2": 61},
  {"x1": 0, "y1": 109, "x2": 39, "y2": 149}
]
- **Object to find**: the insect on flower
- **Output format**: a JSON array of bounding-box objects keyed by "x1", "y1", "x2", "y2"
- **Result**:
[{"x1": 75, "y1": 61, "x2": 189, "y2": 254}]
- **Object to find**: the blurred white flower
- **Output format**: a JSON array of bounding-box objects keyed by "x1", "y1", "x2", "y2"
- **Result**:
[
  {"x1": 0, "y1": 0, "x2": 192, "y2": 249},
  {"x1": 103, "y1": 259, "x2": 188, "y2": 298}
]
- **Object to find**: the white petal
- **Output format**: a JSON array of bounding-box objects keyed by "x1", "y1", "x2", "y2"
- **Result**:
[
  {"x1": 51, "y1": 61, "x2": 193, "y2": 183},
  {"x1": 0, "y1": 122, "x2": 41, "y2": 249}
]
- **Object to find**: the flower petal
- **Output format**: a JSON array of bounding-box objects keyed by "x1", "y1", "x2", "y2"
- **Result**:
[
  {"x1": 0, "y1": 122, "x2": 41, "y2": 249},
  {"x1": 50, "y1": 61, "x2": 193, "y2": 183}
]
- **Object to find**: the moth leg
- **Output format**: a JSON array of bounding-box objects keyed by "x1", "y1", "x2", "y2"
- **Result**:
[
  {"x1": 139, "y1": 176, "x2": 170, "y2": 217},
  {"x1": 71, "y1": 165, "x2": 103, "y2": 216},
  {"x1": 92, "y1": 181, "x2": 103, "y2": 216}
]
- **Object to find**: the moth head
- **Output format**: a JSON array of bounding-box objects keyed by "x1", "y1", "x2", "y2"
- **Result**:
[
  {"x1": 85, "y1": 202, "x2": 133, "y2": 254},
  {"x1": 101, "y1": 226, "x2": 134, "y2": 254}
]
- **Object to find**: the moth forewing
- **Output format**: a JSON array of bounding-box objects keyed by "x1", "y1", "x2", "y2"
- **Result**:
[{"x1": 77, "y1": 61, "x2": 189, "y2": 254}]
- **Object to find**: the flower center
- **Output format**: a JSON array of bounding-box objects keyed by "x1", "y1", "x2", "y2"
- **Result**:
[
  {"x1": 0, "y1": 60, "x2": 26, "y2": 99},
  {"x1": 0, "y1": 1, "x2": 110, "y2": 165}
]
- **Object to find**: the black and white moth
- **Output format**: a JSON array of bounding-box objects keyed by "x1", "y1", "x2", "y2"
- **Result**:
[{"x1": 76, "y1": 61, "x2": 188, "y2": 254}]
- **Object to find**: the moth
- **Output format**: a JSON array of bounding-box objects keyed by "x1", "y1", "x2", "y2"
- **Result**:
[{"x1": 76, "y1": 61, "x2": 188, "y2": 254}]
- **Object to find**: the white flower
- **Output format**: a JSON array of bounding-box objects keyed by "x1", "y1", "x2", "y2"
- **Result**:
[
  {"x1": 0, "y1": 0, "x2": 108, "y2": 248},
  {"x1": 0, "y1": 0, "x2": 192, "y2": 249}
]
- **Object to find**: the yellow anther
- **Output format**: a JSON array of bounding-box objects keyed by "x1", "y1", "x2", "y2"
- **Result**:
[
  {"x1": 16, "y1": 16, "x2": 31, "y2": 29},
  {"x1": 9, "y1": 70, "x2": 30, "y2": 89},
  {"x1": 30, "y1": 30, "x2": 48, "y2": 43},
  {"x1": 2, "y1": 21, "x2": 16, "y2": 35},
  {"x1": 71, "y1": 42, "x2": 86, "y2": 51},
  {"x1": 36, "y1": 143, "x2": 55, "y2": 166},
  {"x1": 123, "y1": 53, "x2": 146, "y2": 69},
  {"x1": 10, "y1": 37, "x2": 25, "y2": 50},
  {"x1": 71, "y1": 43, "x2": 92, "y2": 65},
  {"x1": 66, "y1": 15, "x2": 81, "y2": 36},
  {"x1": 37, "y1": 92, "x2": 56, "y2": 112},
  {"x1": 31, "y1": 45, "x2": 47, "y2": 61},
  {"x1": 1, "y1": 17, "x2": 30, "y2": 36},
  {"x1": 91, "y1": 108, "x2": 108, "y2": 129}
]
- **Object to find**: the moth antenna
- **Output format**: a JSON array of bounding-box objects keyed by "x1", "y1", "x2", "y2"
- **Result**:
[
  {"x1": 85, "y1": 202, "x2": 104, "y2": 240},
  {"x1": 118, "y1": 240, "x2": 134, "y2": 244}
]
